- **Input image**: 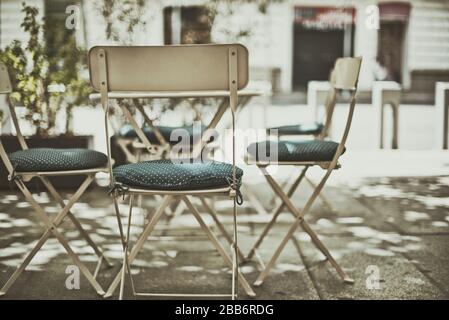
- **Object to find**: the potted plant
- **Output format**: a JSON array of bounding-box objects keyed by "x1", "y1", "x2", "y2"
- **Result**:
[{"x1": 0, "y1": 3, "x2": 93, "y2": 189}]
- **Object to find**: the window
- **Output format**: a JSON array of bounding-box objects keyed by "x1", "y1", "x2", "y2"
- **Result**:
[{"x1": 164, "y1": 6, "x2": 212, "y2": 45}]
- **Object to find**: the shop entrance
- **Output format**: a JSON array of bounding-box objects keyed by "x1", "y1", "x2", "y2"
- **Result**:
[
  {"x1": 292, "y1": 6, "x2": 355, "y2": 90},
  {"x1": 293, "y1": 27, "x2": 344, "y2": 89},
  {"x1": 377, "y1": 2, "x2": 411, "y2": 84}
]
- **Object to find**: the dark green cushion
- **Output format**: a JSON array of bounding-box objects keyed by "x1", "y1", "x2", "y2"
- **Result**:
[
  {"x1": 268, "y1": 122, "x2": 324, "y2": 136},
  {"x1": 9, "y1": 148, "x2": 108, "y2": 172},
  {"x1": 247, "y1": 140, "x2": 344, "y2": 162},
  {"x1": 113, "y1": 159, "x2": 243, "y2": 190},
  {"x1": 118, "y1": 124, "x2": 217, "y2": 145}
]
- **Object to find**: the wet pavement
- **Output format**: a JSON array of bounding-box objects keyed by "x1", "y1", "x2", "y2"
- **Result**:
[{"x1": 0, "y1": 174, "x2": 448, "y2": 300}]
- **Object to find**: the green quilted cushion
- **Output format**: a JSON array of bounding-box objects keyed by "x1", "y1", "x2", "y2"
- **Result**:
[
  {"x1": 247, "y1": 140, "x2": 344, "y2": 162},
  {"x1": 268, "y1": 122, "x2": 324, "y2": 136},
  {"x1": 113, "y1": 159, "x2": 243, "y2": 190},
  {"x1": 9, "y1": 148, "x2": 108, "y2": 172},
  {"x1": 118, "y1": 124, "x2": 218, "y2": 145}
]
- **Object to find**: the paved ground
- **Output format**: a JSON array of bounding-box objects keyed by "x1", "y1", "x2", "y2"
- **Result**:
[{"x1": 0, "y1": 172, "x2": 448, "y2": 300}]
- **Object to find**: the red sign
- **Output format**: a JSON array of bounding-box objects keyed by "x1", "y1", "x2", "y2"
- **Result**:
[
  {"x1": 295, "y1": 6, "x2": 356, "y2": 30},
  {"x1": 379, "y1": 2, "x2": 411, "y2": 22}
]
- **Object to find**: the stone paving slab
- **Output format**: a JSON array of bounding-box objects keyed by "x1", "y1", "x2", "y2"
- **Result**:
[
  {"x1": 0, "y1": 175, "x2": 448, "y2": 299},
  {"x1": 399, "y1": 235, "x2": 449, "y2": 296}
]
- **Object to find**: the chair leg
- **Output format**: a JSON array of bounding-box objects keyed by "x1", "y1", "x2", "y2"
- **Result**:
[
  {"x1": 104, "y1": 195, "x2": 173, "y2": 298},
  {"x1": 0, "y1": 177, "x2": 105, "y2": 296},
  {"x1": 40, "y1": 176, "x2": 113, "y2": 268},
  {"x1": 245, "y1": 166, "x2": 308, "y2": 262},
  {"x1": 182, "y1": 196, "x2": 256, "y2": 298},
  {"x1": 268, "y1": 173, "x2": 293, "y2": 209},
  {"x1": 154, "y1": 195, "x2": 172, "y2": 215},
  {"x1": 119, "y1": 195, "x2": 137, "y2": 300},
  {"x1": 0, "y1": 223, "x2": 54, "y2": 296},
  {"x1": 113, "y1": 196, "x2": 127, "y2": 249},
  {"x1": 116, "y1": 138, "x2": 138, "y2": 163},
  {"x1": 231, "y1": 197, "x2": 239, "y2": 300},
  {"x1": 300, "y1": 220, "x2": 354, "y2": 283},
  {"x1": 242, "y1": 183, "x2": 269, "y2": 215},
  {"x1": 199, "y1": 197, "x2": 246, "y2": 261},
  {"x1": 305, "y1": 176, "x2": 334, "y2": 212},
  {"x1": 254, "y1": 167, "x2": 352, "y2": 286},
  {"x1": 162, "y1": 198, "x2": 185, "y2": 224}
]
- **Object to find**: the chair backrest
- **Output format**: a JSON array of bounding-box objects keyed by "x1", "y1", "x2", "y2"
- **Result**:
[
  {"x1": 327, "y1": 56, "x2": 362, "y2": 167},
  {"x1": 0, "y1": 62, "x2": 28, "y2": 173},
  {"x1": 320, "y1": 57, "x2": 362, "y2": 139},
  {"x1": 0, "y1": 62, "x2": 28, "y2": 151},
  {"x1": 320, "y1": 67, "x2": 336, "y2": 136},
  {"x1": 88, "y1": 44, "x2": 249, "y2": 185},
  {"x1": 0, "y1": 62, "x2": 12, "y2": 94},
  {"x1": 333, "y1": 57, "x2": 362, "y2": 90},
  {"x1": 88, "y1": 44, "x2": 249, "y2": 92}
]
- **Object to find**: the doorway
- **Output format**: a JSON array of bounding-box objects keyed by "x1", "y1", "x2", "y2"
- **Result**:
[
  {"x1": 377, "y1": 21, "x2": 406, "y2": 83},
  {"x1": 293, "y1": 27, "x2": 344, "y2": 89},
  {"x1": 292, "y1": 6, "x2": 355, "y2": 90},
  {"x1": 376, "y1": 2, "x2": 411, "y2": 84}
]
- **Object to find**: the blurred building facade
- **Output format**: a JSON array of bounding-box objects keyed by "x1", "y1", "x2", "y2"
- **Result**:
[{"x1": 1, "y1": 0, "x2": 449, "y2": 99}]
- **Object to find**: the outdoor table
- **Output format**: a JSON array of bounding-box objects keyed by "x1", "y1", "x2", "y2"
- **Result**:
[
  {"x1": 435, "y1": 82, "x2": 449, "y2": 149},
  {"x1": 90, "y1": 89, "x2": 264, "y2": 158}
]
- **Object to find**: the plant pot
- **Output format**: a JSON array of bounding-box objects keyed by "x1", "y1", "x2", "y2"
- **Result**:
[{"x1": 0, "y1": 135, "x2": 96, "y2": 190}]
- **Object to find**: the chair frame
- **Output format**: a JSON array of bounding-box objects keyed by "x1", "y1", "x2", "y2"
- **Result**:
[
  {"x1": 244, "y1": 57, "x2": 362, "y2": 286},
  {"x1": 246, "y1": 67, "x2": 338, "y2": 217},
  {"x1": 89, "y1": 45, "x2": 256, "y2": 299},
  {"x1": 0, "y1": 62, "x2": 111, "y2": 297},
  {"x1": 245, "y1": 63, "x2": 340, "y2": 263},
  {"x1": 94, "y1": 82, "x2": 256, "y2": 234},
  {"x1": 105, "y1": 96, "x2": 251, "y2": 238}
]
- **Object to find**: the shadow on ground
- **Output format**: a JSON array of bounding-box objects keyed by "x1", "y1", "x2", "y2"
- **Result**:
[{"x1": 0, "y1": 175, "x2": 448, "y2": 299}]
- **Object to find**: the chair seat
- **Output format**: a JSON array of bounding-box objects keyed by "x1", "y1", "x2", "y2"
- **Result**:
[
  {"x1": 9, "y1": 148, "x2": 108, "y2": 172},
  {"x1": 118, "y1": 124, "x2": 217, "y2": 145},
  {"x1": 247, "y1": 140, "x2": 344, "y2": 163},
  {"x1": 268, "y1": 122, "x2": 324, "y2": 136},
  {"x1": 113, "y1": 159, "x2": 243, "y2": 190}
]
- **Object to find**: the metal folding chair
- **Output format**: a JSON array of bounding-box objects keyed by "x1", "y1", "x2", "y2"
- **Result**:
[
  {"x1": 88, "y1": 44, "x2": 256, "y2": 299},
  {"x1": 112, "y1": 104, "x2": 218, "y2": 164},
  {"x1": 0, "y1": 62, "x2": 112, "y2": 296},
  {"x1": 244, "y1": 65, "x2": 338, "y2": 217},
  {"x1": 270, "y1": 68, "x2": 337, "y2": 141},
  {"x1": 245, "y1": 57, "x2": 362, "y2": 285},
  {"x1": 266, "y1": 64, "x2": 339, "y2": 212}
]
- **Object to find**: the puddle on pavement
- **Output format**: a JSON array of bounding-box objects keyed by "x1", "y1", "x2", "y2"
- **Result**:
[
  {"x1": 431, "y1": 221, "x2": 449, "y2": 227},
  {"x1": 274, "y1": 263, "x2": 305, "y2": 273},
  {"x1": 0, "y1": 180, "x2": 445, "y2": 293},
  {"x1": 177, "y1": 266, "x2": 203, "y2": 272},
  {"x1": 336, "y1": 217, "x2": 364, "y2": 224},
  {"x1": 357, "y1": 185, "x2": 409, "y2": 198},
  {"x1": 404, "y1": 276, "x2": 426, "y2": 285},
  {"x1": 404, "y1": 211, "x2": 430, "y2": 222},
  {"x1": 364, "y1": 248, "x2": 395, "y2": 257}
]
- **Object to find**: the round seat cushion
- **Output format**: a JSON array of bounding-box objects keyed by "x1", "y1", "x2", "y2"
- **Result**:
[
  {"x1": 247, "y1": 140, "x2": 344, "y2": 163},
  {"x1": 118, "y1": 124, "x2": 218, "y2": 146},
  {"x1": 113, "y1": 159, "x2": 243, "y2": 190},
  {"x1": 268, "y1": 122, "x2": 324, "y2": 136},
  {"x1": 9, "y1": 148, "x2": 108, "y2": 172}
]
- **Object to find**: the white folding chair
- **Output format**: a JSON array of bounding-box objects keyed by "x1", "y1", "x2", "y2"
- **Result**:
[
  {"x1": 269, "y1": 68, "x2": 337, "y2": 141},
  {"x1": 263, "y1": 65, "x2": 339, "y2": 213},
  {"x1": 0, "y1": 62, "x2": 112, "y2": 297},
  {"x1": 89, "y1": 44, "x2": 256, "y2": 299},
  {"x1": 245, "y1": 57, "x2": 362, "y2": 285},
  {"x1": 244, "y1": 66, "x2": 338, "y2": 217},
  {"x1": 245, "y1": 61, "x2": 341, "y2": 264}
]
